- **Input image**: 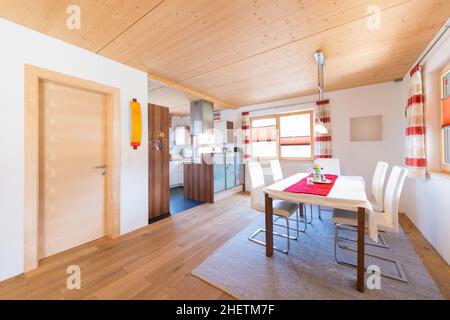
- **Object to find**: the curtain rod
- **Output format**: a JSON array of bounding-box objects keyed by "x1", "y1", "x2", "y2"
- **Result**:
[{"x1": 415, "y1": 19, "x2": 450, "y2": 67}]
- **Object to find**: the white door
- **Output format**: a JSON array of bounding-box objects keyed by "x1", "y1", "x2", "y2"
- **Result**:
[{"x1": 39, "y1": 80, "x2": 107, "y2": 259}]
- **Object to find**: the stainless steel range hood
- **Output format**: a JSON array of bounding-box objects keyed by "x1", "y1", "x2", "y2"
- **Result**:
[{"x1": 190, "y1": 99, "x2": 214, "y2": 136}]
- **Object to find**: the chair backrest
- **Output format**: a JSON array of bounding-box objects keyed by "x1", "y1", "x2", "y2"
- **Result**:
[
  {"x1": 248, "y1": 161, "x2": 265, "y2": 189},
  {"x1": 316, "y1": 158, "x2": 341, "y2": 175},
  {"x1": 247, "y1": 161, "x2": 265, "y2": 211},
  {"x1": 383, "y1": 166, "x2": 408, "y2": 232},
  {"x1": 371, "y1": 161, "x2": 389, "y2": 211},
  {"x1": 270, "y1": 159, "x2": 283, "y2": 182}
]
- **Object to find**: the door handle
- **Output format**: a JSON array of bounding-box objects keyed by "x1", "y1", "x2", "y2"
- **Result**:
[{"x1": 93, "y1": 165, "x2": 107, "y2": 169}]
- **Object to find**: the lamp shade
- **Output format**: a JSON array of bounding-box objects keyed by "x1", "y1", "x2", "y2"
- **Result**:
[{"x1": 442, "y1": 96, "x2": 450, "y2": 128}]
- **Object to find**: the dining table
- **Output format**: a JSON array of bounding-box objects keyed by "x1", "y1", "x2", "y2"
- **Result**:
[{"x1": 263, "y1": 172, "x2": 376, "y2": 293}]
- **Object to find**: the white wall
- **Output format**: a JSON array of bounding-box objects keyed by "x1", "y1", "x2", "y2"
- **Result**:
[
  {"x1": 401, "y1": 30, "x2": 450, "y2": 264},
  {"x1": 239, "y1": 81, "x2": 405, "y2": 192},
  {"x1": 219, "y1": 109, "x2": 240, "y2": 129},
  {"x1": 0, "y1": 19, "x2": 149, "y2": 281}
]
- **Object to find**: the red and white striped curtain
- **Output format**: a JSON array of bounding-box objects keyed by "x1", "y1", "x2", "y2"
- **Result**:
[
  {"x1": 242, "y1": 111, "x2": 252, "y2": 162},
  {"x1": 405, "y1": 65, "x2": 426, "y2": 178},
  {"x1": 314, "y1": 99, "x2": 332, "y2": 158}
]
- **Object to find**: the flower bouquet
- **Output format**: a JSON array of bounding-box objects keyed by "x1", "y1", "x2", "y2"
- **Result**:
[{"x1": 152, "y1": 131, "x2": 165, "y2": 150}]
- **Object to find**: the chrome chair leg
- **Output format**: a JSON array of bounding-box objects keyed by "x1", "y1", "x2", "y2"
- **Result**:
[
  {"x1": 286, "y1": 217, "x2": 290, "y2": 252},
  {"x1": 334, "y1": 224, "x2": 408, "y2": 283},
  {"x1": 250, "y1": 209, "x2": 301, "y2": 254},
  {"x1": 336, "y1": 224, "x2": 389, "y2": 249},
  {"x1": 274, "y1": 206, "x2": 305, "y2": 234},
  {"x1": 248, "y1": 227, "x2": 295, "y2": 254}
]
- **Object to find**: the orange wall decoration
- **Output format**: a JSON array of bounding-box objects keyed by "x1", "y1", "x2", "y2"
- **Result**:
[{"x1": 130, "y1": 98, "x2": 142, "y2": 149}]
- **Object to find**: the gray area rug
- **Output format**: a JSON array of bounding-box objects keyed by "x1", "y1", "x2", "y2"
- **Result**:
[{"x1": 192, "y1": 209, "x2": 443, "y2": 300}]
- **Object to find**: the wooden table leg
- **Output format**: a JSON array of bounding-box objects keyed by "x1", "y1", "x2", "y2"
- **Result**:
[
  {"x1": 357, "y1": 207, "x2": 365, "y2": 292},
  {"x1": 265, "y1": 193, "x2": 273, "y2": 257}
]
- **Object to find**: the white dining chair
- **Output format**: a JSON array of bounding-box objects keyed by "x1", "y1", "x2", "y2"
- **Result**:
[
  {"x1": 315, "y1": 158, "x2": 341, "y2": 219},
  {"x1": 270, "y1": 159, "x2": 284, "y2": 182},
  {"x1": 332, "y1": 166, "x2": 409, "y2": 282},
  {"x1": 316, "y1": 158, "x2": 341, "y2": 175},
  {"x1": 247, "y1": 161, "x2": 299, "y2": 254},
  {"x1": 270, "y1": 159, "x2": 311, "y2": 231},
  {"x1": 370, "y1": 161, "x2": 389, "y2": 212},
  {"x1": 337, "y1": 161, "x2": 390, "y2": 249}
]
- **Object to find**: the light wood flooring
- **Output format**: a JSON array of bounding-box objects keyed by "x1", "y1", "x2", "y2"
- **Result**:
[{"x1": 0, "y1": 193, "x2": 448, "y2": 299}]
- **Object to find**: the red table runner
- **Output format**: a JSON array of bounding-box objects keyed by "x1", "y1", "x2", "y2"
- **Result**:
[{"x1": 283, "y1": 173, "x2": 338, "y2": 196}]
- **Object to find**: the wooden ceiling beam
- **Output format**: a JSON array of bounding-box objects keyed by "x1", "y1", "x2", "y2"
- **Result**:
[{"x1": 148, "y1": 72, "x2": 235, "y2": 109}]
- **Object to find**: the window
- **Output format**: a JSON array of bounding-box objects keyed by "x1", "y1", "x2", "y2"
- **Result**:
[
  {"x1": 251, "y1": 117, "x2": 278, "y2": 159},
  {"x1": 250, "y1": 110, "x2": 314, "y2": 160},
  {"x1": 441, "y1": 64, "x2": 450, "y2": 173}
]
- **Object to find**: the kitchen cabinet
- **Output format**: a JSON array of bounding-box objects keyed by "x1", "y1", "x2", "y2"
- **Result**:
[
  {"x1": 174, "y1": 126, "x2": 190, "y2": 146},
  {"x1": 225, "y1": 153, "x2": 236, "y2": 189},
  {"x1": 214, "y1": 121, "x2": 234, "y2": 145},
  {"x1": 214, "y1": 154, "x2": 226, "y2": 193},
  {"x1": 235, "y1": 152, "x2": 244, "y2": 186},
  {"x1": 169, "y1": 160, "x2": 184, "y2": 187},
  {"x1": 213, "y1": 151, "x2": 244, "y2": 193},
  {"x1": 148, "y1": 104, "x2": 170, "y2": 220},
  {"x1": 184, "y1": 162, "x2": 214, "y2": 203}
]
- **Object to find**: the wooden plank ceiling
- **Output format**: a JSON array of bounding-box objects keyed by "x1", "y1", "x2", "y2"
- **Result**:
[
  {"x1": 148, "y1": 78, "x2": 230, "y2": 116},
  {"x1": 1, "y1": 0, "x2": 449, "y2": 112}
]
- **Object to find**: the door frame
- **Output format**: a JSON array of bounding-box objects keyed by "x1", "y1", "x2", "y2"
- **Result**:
[{"x1": 24, "y1": 65, "x2": 121, "y2": 272}]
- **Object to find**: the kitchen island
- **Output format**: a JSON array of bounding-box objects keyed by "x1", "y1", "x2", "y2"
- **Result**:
[
  {"x1": 183, "y1": 160, "x2": 214, "y2": 203},
  {"x1": 183, "y1": 152, "x2": 244, "y2": 204}
]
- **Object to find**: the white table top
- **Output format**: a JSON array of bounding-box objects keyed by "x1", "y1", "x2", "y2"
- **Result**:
[{"x1": 264, "y1": 173, "x2": 377, "y2": 241}]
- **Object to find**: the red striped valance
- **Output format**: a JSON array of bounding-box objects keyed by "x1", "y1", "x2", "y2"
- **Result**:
[
  {"x1": 407, "y1": 94, "x2": 424, "y2": 107},
  {"x1": 406, "y1": 126, "x2": 425, "y2": 136},
  {"x1": 315, "y1": 136, "x2": 331, "y2": 142},
  {"x1": 280, "y1": 136, "x2": 310, "y2": 146},
  {"x1": 405, "y1": 157, "x2": 427, "y2": 167},
  {"x1": 242, "y1": 112, "x2": 249, "y2": 116},
  {"x1": 251, "y1": 127, "x2": 277, "y2": 142}
]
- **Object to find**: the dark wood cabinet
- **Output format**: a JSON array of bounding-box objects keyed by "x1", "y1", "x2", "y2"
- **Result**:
[
  {"x1": 184, "y1": 162, "x2": 214, "y2": 204},
  {"x1": 148, "y1": 104, "x2": 170, "y2": 221}
]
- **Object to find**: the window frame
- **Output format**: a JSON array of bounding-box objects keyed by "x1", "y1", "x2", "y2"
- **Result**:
[
  {"x1": 250, "y1": 110, "x2": 314, "y2": 161},
  {"x1": 440, "y1": 62, "x2": 450, "y2": 174}
]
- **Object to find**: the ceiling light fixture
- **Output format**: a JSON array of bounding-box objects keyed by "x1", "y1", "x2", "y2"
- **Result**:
[{"x1": 314, "y1": 50, "x2": 328, "y2": 134}]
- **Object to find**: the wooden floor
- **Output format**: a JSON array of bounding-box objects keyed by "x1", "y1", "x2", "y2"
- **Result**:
[
  {"x1": 399, "y1": 214, "x2": 450, "y2": 299},
  {"x1": 0, "y1": 193, "x2": 448, "y2": 299}
]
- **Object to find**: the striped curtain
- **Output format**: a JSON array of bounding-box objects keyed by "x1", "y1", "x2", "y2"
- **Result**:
[
  {"x1": 242, "y1": 111, "x2": 252, "y2": 162},
  {"x1": 214, "y1": 110, "x2": 221, "y2": 122},
  {"x1": 405, "y1": 65, "x2": 426, "y2": 178},
  {"x1": 314, "y1": 99, "x2": 332, "y2": 158}
]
